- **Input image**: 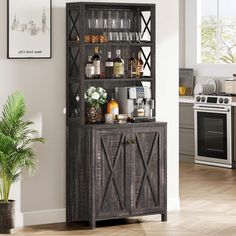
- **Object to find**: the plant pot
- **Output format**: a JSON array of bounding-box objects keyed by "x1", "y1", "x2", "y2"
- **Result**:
[
  {"x1": 86, "y1": 106, "x2": 102, "y2": 124},
  {"x1": 0, "y1": 200, "x2": 15, "y2": 234}
]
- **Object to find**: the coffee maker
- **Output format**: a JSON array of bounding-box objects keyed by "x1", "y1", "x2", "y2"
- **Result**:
[{"x1": 115, "y1": 86, "x2": 154, "y2": 119}]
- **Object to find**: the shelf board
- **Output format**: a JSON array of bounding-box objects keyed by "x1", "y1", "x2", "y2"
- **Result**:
[
  {"x1": 84, "y1": 77, "x2": 153, "y2": 82},
  {"x1": 67, "y1": 117, "x2": 80, "y2": 125},
  {"x1": 84, "y1": 42, "x2": 154, "y2": 47},
  {"x1": 68, "y1": 41, "x2": 80, "y2": 46},
  {"x1": 67, "y1": 41, "x2": 154, "y2": 47}
]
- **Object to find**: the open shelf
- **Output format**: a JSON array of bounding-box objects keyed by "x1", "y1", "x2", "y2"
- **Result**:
[
  {"x1": 68, "y1": 41, "x2": 154, "y2": 47},
  {"x1": 84, "y1": 77, "x2": 153, "y2": 82}
]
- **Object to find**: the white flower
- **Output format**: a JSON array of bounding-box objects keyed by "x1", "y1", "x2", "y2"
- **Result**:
[
  {"x1": 97, "y1": 87, "x2": 104, "y2": 95},
  {"x1": 91, "y1": 92, "x2": 100, "y2": 100},
  {"x1": 102, "y1": 92, "x2": 107, "y2": 99},
  {"x1": 87, "y1": 86, "x2": 96, "y2": 96}
]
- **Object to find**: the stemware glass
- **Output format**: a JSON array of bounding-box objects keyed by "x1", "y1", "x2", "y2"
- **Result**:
[{"x1": 88, "y1": 10, "x2": 96, "y2": 28}]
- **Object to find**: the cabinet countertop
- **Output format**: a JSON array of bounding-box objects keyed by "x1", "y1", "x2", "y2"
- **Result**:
[{"x1": 179, "y1": 96, "x2": 194, "y2": 104}]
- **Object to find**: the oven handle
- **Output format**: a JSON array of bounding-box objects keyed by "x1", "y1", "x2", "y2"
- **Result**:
[{"x1": 193, "y1": 106, "x2": 231, "y2": 113}]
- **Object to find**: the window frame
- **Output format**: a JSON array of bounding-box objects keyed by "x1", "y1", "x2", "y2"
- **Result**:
[{"x1": 185, "y1": 0, "x2": 236, "y2": 77}]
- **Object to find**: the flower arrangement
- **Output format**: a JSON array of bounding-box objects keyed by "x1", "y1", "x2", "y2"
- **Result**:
[{"x1": 85, "y1": 86, "x2": 107, "y2": 108}]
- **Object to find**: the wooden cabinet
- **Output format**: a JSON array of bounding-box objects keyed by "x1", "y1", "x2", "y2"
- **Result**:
[
  {"x1": 66, "y1": 123, "x2": 167, "y2": 228},
  {"x1": 66, "y1": 2, "x2": 167, "y2": 229},
  {"x1": 84, "y1": 123, "x2": 167, "y2": 228},
  {"x1": 179, "y1": 102, "x2": 194, "y2": 162}
]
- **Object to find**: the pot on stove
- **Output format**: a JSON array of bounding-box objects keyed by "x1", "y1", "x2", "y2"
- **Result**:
[{"x1": 224, "y1": 78, "x2": 236, "y2": 95}]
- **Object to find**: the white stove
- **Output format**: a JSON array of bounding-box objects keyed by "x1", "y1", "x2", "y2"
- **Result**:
[{"x1": 193, "y1": 94, "x2": 234, "y2": 168}]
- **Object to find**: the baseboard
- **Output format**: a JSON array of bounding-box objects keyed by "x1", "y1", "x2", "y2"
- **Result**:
[
  {"x1": 15, "y1": 198, "x2": 179, "y2": 227},
  {"x1": 15, "y1": 208, "x2": 66, "y2": 227},
  {"x1": 167, "y1": 197, "x2": 180, "y2": 211},
  {"x1": 15, "y1": 212, "x2": 24, "y2": 227}
]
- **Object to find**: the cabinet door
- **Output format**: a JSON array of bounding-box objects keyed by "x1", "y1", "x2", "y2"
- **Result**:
[
  {"x1": 130, "y1": 126, "x2": 166, "y2": 215},
  {"x1": 94, "y1": 128, "x2": 130, "y2": 219},
  {"x1": 179, "y1": 103, "x2": 194, "y2": 129}
]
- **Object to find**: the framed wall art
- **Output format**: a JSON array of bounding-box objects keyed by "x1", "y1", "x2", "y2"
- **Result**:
[{"x1": 7, "y1": 0, "x2": 52, "y2": 59}]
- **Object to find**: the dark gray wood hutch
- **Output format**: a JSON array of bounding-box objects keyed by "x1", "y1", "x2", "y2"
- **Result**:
[{"x1": 66, "y1": 2, "x2": 167, "y2": 229}]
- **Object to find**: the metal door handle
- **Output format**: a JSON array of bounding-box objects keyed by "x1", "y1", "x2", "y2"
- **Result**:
[
  {"x1": 127, "y1": 139, "x2": 135, "y2": 144},
  {"x1": 193, "y1": 106, "x2": 230, "y2": 112}
]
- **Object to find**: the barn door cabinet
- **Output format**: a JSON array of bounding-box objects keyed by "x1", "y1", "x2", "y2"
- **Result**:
[
  {"x1": 66, "y1": 2, "x2": 167, "y2": 229},
  {"x1": 67, "y1": 122, "x2": 167, "y2": 229}
]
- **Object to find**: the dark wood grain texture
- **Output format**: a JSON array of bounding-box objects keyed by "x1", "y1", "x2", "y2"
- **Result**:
[{"x1": 66, "y1": 2, "x2": 167, "y2": 229}]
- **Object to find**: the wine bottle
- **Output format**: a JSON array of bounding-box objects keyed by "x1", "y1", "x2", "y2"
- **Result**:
[
  {"x1": 85, "y1": 56, "x2": 95, "y2": 79},
  {"x1": 92, "y1": 47, "x2": 101, "y2": 79},
  {"x1": 128, "y1": 53, "x2": 136, "y2": 78},
  {"x1": 113, "y1": 49, "x2": 124, "y2": 78},
  {"x1": 105, "y1": 51, "x2": 113, "y2": 79},
  {"x1": 136, "y1": 51, "x2": 144, "y2": 78}
]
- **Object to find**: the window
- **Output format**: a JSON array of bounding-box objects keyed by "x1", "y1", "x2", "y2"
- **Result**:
[{"x1": 198, "y1": 0, "x2": 236, "y2": 64}]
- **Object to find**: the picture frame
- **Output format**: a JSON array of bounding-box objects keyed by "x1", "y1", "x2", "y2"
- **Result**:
[{"x1": 7, "y1": 0, "x2": 52, "y2": 59}]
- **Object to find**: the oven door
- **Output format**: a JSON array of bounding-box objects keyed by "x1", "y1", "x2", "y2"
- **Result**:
[{"x1": 194, "y1": 106, "x2": 232, "y2": 167}]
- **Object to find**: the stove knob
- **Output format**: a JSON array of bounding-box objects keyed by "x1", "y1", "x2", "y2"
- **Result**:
[
  {"x1": 219, "y1": 98, "x2": 223, "y2": 103},
  {"x1": 224, "y1": 98, "x2": 229, "y2": 104},
  {"x1": 196, "y1": 96, "x2": 201, "y2": 102},
  {"x1": 201, "y1": 97, "x2": 206, "y2": 102}
]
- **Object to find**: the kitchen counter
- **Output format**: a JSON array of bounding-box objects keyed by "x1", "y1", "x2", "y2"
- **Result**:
[{"x1": 179, "y1": 96, "x2": 194, "y2": 104}]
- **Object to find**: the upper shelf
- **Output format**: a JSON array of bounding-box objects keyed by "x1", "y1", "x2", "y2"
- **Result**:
[{"x1": 68, "y1": 41, "x2": 154, "y2": 47}]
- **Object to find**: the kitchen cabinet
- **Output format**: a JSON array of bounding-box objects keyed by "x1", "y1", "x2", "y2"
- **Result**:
[
  {"x1": 66, "y1": 2, "x2": 167, "y2": 229},
  {"x1": 179, "y1": 102, "x2": 194, "y2": 162},
  {"x1": 67, "y1": 123, "x2": 167, "y2": 228}
]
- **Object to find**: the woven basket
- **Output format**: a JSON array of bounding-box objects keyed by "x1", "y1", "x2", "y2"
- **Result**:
[{"x1": 0, "y1": 200, "x2": 15, "y2": 234}]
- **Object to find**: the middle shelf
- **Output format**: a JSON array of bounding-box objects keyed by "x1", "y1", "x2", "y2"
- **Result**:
[{"x1": 68, "y1": 77, "x2": 154, "y2": 83}]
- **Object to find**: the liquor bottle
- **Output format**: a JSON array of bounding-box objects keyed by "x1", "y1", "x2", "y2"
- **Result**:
[
  {"x1": 85, "y1": 56, "x2": 95, "y2": 79},
  {"x1": 128, "y1": 53, "x2": 136, "y2": 78},
  {"x1": 106, "y1": 94, "x2": 119, "y2": 120},
  {"x1": 92, "y1": 47, "x2": 101, "y2": 79},
  {"x1": 136, "y1": 51, "x2": 144, "y2": 78},
  {"x1": 113, "y1": 49, "x2": 124, "y2": 78},
  {"x1": 105, "y1": 51, "x2": 113, "y2": 79}
]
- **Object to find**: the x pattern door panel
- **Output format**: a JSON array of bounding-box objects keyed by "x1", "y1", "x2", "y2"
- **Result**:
[
  {"x1": 131, "y1": 128, "x2": 162, "y2": 213},
  {"x1": 95, "y1": 129, "x2": 129, "y2": 218}
]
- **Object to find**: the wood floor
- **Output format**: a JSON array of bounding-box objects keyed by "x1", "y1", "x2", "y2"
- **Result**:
[{"x1": 15, "y1": 162, "x2": 236, "y2": 235}]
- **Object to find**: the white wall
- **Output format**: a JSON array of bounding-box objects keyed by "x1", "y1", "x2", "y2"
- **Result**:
[
  {"x1": 0, "y1": 0, "x2": 179, "y2": 226},
  {"x1": 179, "y1": 0, "x2": 185, "y2": 67}
]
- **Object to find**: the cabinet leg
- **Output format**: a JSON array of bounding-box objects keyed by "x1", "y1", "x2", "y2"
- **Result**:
[
  {"x1": 161, "y1": 213, "x2": 167, "y2": 222},
  {"x1": 89, "y1": 220, "x2": 96, "y2": 229}
]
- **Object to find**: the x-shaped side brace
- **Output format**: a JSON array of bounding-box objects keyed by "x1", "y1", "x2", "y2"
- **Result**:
[
  {"x1": 140, "y1": 48, "x2": 151, "y2": 72},
  {"x1": 69, "y1": 11, "x2": 80, "y2": 39},
  {"x1": 141, "y1": 13, "x2": 151, "y2": 39},
  {"x1": 69, "y1": 48, "x2": 79, "y2": 74}
]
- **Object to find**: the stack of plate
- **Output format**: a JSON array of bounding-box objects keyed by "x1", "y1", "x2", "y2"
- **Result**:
[{"x1": 194, "y1": 79, "x2": 218, "y2": 95}]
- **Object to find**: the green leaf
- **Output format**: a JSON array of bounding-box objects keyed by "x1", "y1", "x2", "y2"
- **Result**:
[{"x1": 0, "y1": 92, "x2": 46, "y2": 202}]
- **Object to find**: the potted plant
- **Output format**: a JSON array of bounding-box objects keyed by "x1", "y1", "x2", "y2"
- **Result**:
[
  {"x1": 0, "y1": 92, "x2": 45, "y2": 234},
  {"x1": 84, "y1": 86, "x2": 107, "y2": 123}
]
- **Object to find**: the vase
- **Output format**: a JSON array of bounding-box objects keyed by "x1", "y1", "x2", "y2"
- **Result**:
[
  {"x1": 0, "y1": 200, "x2": 15, "y2": 234},
  {"x1": 87, "y1": 106, "x2": 102, "y2": 124}
]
